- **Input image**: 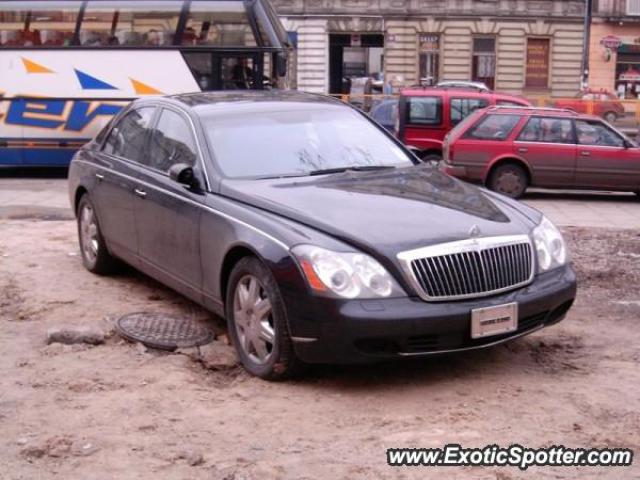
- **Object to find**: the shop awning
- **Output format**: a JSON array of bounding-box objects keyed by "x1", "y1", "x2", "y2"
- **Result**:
[{"x1": 619, "y1": 67, "x2": 640, "y2": 82}]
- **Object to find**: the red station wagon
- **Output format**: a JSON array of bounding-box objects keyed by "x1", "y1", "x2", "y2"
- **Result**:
[
  {"x1": 442, "y1": 106, "x2": 640, "y2": 198},
  {"x1": 396, "y1": 87, "x2": 531, "y2": 162}
]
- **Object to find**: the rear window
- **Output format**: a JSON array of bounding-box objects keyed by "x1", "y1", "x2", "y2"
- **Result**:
[
  {"x1": 407, "y1": 96, "x2": 442, "y2": 125},
  {"x1": 464, "y1": 114, "x2": 521, "y2": 140}
]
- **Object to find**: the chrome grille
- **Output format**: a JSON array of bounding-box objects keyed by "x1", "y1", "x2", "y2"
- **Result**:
[{"x1": 398, "y1": 236, "x2": 534, "y2": 301}]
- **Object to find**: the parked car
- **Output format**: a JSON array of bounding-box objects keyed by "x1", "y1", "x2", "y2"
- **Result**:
[
  {"x1": 68, "y1": 91, "x2": 576, "y2": 380},
  {"x1": 552, "y1": 89, "x2": 625, "y2": 124},
  {"x1": 442, "y1": 106, "x2": 640, "y2": 198},
  {"x1": 397, "y1": 87, "x2": 531, "y2": 163},
  {"x1": 369, "y1": 98, "x2": 398, "y2": 132}
]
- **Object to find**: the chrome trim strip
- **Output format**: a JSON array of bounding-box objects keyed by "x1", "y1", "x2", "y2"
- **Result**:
[
  {"x1": 397, "y1": 324, "x2": 545, "y2": 357},
  {"x1": 396, "y1": 235, "x2": 535, "y2": 302},
  {"x1": 75, "y1": 159, "x2": 289, "y2": 251},
  {"x1": 291, "y1": 336, "x2": 318, "y2": 343}
]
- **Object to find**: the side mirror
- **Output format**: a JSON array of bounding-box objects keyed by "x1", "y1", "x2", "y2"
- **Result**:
[
  {"x1": 168, "y1": 163, "x2": 199, "y2": 189},
  {"x1": 624, "y1": 139, "x2": 635, "y2": 149}
]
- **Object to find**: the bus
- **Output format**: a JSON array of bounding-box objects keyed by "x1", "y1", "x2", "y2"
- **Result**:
[{"x1": 0, "y1": 0, "x2": 292, "y2": 166}]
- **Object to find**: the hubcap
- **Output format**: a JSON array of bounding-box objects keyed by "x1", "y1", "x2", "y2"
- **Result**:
[
  {"x1": 233, "y1": 275, "x2": 275, "y2": 365},
  {"x1": 497, "y1": 171, "x2": 522, "y2": 196},
  {"x1": 80, "y1": 204, "x2": 99, "y2": 263}
]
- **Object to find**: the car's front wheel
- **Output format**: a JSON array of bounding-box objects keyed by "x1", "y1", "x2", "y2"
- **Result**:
[
  {"x1": 603, "y1": 111, "x2": 617, "y2": 124},
  {"x1": 488, "y1": 163, "x2": 529, "y2": 199},
  {"x1": 77, "y1": 194, "x2": 118, "y2": 274},
  {"x1": 226, "y1": 257, "x2": 300, "y2": 380}
]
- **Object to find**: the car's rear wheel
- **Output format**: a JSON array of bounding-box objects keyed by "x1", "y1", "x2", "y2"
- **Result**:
[
  {"x1": 77, "y1": 194, "x2": 118, "y2": 274},
  {"x1": 604, "y1": 111, "x2": 617, "y2": 124},
  {"x1": 488, "y1": 163, "x2": 528, "y2": 199},
  {"x1": 226, "y1": 257, "x2": 300, "y2": 380}
]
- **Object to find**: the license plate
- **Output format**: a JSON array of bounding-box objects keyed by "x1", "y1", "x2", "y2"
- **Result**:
[{"x1": 471, "y1": 303, "x2": 518, "y2": 339}]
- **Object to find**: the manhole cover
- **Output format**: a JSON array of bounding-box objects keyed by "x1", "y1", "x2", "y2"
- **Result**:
[{"x1": 115, "y1": 312, "x2": 214, "y2": 351}]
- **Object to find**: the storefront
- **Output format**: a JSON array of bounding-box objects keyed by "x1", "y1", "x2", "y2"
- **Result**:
[
  {"x1": 274, "y1": 0, "x2": 585, "y2": 97},
  {"x1": 589, "y1": 23, "x2": 640, "y2": 98}
]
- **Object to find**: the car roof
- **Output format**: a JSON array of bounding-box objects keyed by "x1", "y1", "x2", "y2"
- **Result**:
[
  {"x1": 483, "y1": 106, "x2": 601, "y2": 121},
  {"x1": 400, "y1": 87, "x2": 526, "y2": 102},
  {"x1": 133, "y1": 90, "x2": 345, "y2": 114}
]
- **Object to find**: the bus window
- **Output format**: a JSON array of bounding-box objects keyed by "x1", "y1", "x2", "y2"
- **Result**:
[
  {"x1": 80, "y1": 1, "x2": 182, "y2": 46},
  {"x1": 0, "y1": 1, "x2": 79, "y2": 46},
  {"x1": 181, "y1": 1, "x2": 256, "y2": 47}
]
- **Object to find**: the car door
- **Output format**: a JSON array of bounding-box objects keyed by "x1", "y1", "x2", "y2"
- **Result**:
[
  {"x1": 92, "y1": 106, "x2": 156, "y2": 260},
  {"x1": 133, "y1": 107, "x2": 204, "y2": 299},
  {"x1": 400, "y1": 95, "x2": 446, "y2": 150},
  {"x1": 574, "y1": 119, "x2": 640, "y2": 189},
  {"x1": 513, "y1": 116, "x2": 577, "y2": 187}
]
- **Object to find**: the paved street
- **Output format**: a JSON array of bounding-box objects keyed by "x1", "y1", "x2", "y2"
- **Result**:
[{"x1": 1, "y1": 175, "x2": 639, "y2": 229}]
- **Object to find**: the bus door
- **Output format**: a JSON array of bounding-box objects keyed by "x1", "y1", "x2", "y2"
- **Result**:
[{"x1": 182, "y1": 51, "x2": 264, "y2": 91}]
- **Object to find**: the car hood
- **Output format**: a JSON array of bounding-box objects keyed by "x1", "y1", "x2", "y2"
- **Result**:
[{"x1": 219, "y1": 165, "x2": 541, "y2": 260}]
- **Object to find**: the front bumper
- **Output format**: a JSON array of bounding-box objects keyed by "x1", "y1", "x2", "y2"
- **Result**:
[{"x1": 288, "y1": 264, "x2": 576, "y2": 364}]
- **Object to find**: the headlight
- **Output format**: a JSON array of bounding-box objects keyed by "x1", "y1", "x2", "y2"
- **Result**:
[
  {"x1": 291, "y1": 245, "x2": 405, "y2": 299},
  {"x1": 532, "y1": 216, "x2": 568, "y2": 272}
]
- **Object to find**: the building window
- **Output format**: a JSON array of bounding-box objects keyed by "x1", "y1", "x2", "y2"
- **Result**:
[
  {"x1": 627, "y1": 0, "x2": 640, "y2": 15},
  {"x1": 418, "y1": 34, "x2": 440, "y2": 86},
  {"x1": 472, "y1": 37, "x2": 495, "y2": 90},
  {"x1": 525, "y1": 38, "x2": 550, "y2": 89}
]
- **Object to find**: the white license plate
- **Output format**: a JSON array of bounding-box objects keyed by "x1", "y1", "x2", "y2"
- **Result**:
[{"x1": 471, "y1": 303, "x2": 518, "y2": 339}]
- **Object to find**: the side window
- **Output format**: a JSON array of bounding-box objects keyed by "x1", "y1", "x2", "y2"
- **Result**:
[
  {"x1": 407, "y1": 96, "x2": 442, "y2": 126},
  {"x1": 148, "y1": 109, "x2": 197, "y2": 172},
  {"x1": 576, "y1": 120, "x2": 625, "y2": 148},
  {"x1": 464, "y1": 114, "x2": 521, "y2": 140},
  {"x1": 103, "y1": 107, "x2": 155, "y2": 163},
  {"x1": 517, "y1": 117, "x2": 574, "y2": 144},
  {"x1": 450, "y1": 98, "x2": 489, "y2": 125}
]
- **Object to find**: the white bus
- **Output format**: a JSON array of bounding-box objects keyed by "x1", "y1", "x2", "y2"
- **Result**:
[{"x1": 0, "y1": 0, "x2": 292, "y2": 166}]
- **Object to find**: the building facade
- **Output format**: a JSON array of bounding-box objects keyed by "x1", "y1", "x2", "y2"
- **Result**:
[
  {"x1": 589, "y1": 0, "x2": 640, "y2": 98},
  {"x1": 274, "y1": 0, "x2": 586, "y2": 97}
]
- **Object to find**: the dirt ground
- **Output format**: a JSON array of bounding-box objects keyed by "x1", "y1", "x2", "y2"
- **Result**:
[{"x1": 1, "y1": 216, "x2": 639, "y2": 479}]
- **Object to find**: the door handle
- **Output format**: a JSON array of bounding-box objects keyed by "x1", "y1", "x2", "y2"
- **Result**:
[
  {"x1": 134, "y1": 188, "x2": 147, "y2": 198},
  {"x1": 580, "y1": 151, "x2": 591, "y2": 156},
  {"x1": 95, "y1": 173, "x2": 104, "y2": 181},
  {"x1": 518, "y1": 147, "x2": 528, "y2": 153}
]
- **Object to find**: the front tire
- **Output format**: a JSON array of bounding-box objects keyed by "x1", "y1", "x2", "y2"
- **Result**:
[
  {"x1": 488, "y1": 163, "x2": 529, "y2": 199},
  {"x1": 603, "y1": 111, "x2": 617, "y2": 124},
  {"x1": 226, "y1": 257, "x2": 300, "y2": 380},
  {"x1": 77, "y1": 194, "x2": 118, "y2": 274}
]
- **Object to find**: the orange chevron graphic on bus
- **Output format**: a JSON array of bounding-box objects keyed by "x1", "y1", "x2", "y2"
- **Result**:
[
  {"x1": 22, "y1": 57, "x2": 54, "y2": 74},
  {"x1": 130, "y1": 78, "x2": 163, "y2": 95}
]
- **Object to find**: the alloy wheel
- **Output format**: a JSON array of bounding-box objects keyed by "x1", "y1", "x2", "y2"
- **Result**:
[
  {"x1": 79, "y1": 204, "x2": 99, "y2": 264},
  {"x1": 233, "y1": 274, "x2": 275, "y2": 365}
]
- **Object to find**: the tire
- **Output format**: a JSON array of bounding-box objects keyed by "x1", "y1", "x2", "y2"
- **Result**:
[
  {"x1": 225, "y1": 256, "x2": 301, "y2": 380},
  {"x1": 603, "y1": 111, "x2": 617, "y2": 124},
  {"x1": 420, "y1": 152, "x2": 442, "y2": 167},
  {"x1": 488, "y1": 163, "x2": 529, "y2": 199},
  {"x1": 76, "y1": 194, "x2": 118, "y2": 274}
]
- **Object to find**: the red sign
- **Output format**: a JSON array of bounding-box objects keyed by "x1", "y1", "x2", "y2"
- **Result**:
[
  {"x1": 600, "y1": 35, "x2": 622, "y2": 50},
  {"x1": 525, "y1": 38, "x2": 550, "y2": 89}
]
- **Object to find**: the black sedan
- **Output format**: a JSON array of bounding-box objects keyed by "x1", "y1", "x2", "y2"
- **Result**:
[{"x1": 68, "y1": 91, "x2": 577, "y2": 380}]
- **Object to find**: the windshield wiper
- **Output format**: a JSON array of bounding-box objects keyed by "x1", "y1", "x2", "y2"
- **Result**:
[{"x1": 308, "y1": 165, "x2": 396, "y2": 176}]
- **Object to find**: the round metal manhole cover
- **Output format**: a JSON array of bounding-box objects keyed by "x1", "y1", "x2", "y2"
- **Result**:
[{"x1": 116, "y1": 312, "x2": 214, "y2": 351}]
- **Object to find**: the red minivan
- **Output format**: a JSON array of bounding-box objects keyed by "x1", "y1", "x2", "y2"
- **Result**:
[
  {"x1": 397, "y1": 87, "x2": 531, "y2": 162},
  {"x1": 442, "y1": 106, "x2": 640, "y2": 198}
]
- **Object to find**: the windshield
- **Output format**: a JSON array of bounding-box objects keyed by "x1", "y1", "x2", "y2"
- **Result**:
[{"x1": 202, "y1": 105, "x2": 414, "y2": 178}]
